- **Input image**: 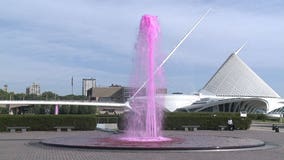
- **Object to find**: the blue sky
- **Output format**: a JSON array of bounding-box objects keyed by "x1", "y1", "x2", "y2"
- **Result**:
[{"x1": 0, "y1": 0, "x2": 283, "y2": 96}]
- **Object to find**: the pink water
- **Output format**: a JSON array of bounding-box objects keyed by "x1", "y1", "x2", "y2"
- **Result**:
[
  {"x1": 55, "y1": 104, "x2": 59, "y2": 115},
  {"x1": 125, "y1": 15, "x2": 169, "y2": 142}
]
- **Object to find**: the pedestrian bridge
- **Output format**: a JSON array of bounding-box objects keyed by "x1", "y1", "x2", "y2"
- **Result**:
[{"x1": 0, "y1": 100, "x2": 129, "y2": 109}]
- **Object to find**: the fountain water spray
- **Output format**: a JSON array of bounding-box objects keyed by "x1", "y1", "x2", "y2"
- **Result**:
[
  {"x1": 124, "y1": 15, "x2": 167, "y2": 141},
  {"x1": 123, "y1": 9, "x2": 211, "y2": 142}
]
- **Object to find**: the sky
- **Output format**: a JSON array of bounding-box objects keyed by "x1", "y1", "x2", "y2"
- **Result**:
[{"x1": 0, "y1": 0, "x2": 283, "y2": 96}]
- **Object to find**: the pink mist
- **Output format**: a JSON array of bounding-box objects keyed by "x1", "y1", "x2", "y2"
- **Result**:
[{"x1": 124, "y1": 15, "x2": 170, "y2": 142}]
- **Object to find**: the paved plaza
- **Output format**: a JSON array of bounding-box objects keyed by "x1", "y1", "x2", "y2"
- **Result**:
[{"x1": 0, "y1": 125, "x2": 283, "y2": 160}]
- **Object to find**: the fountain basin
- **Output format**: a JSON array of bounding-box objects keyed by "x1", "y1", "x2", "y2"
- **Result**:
[{"x1": 41, "y1": 132, "x2": 265, "y2": 150}]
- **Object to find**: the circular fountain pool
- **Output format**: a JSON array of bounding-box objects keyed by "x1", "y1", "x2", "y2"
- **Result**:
[{"x1": 41, "y1": 132, "x2": 265, "y2": 150}]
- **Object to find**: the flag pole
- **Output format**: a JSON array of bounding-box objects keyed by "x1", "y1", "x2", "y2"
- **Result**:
[{"x1": 71, "y1": 76, "x2": 74, "y2": 95}]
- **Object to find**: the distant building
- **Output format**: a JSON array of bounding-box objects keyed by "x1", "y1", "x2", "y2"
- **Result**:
[
  {"x1": 87, "y1": 85, "x2": 124, "y2": 102},
  {"x1": 122, "y1": 87, "x2": 167, "y2": 100},
  {"x1": 26, "y1": 83, "x2": 40, "y2": 95},
  {"x1": 3, "y1": 84, "x2": 8, "y2": 92},
  {"x1": 82, "y1": 78, "x2": 96, "y2": 96},
  {"x1": 87, "y1": 84, "x2": 167, "y2": 103}
]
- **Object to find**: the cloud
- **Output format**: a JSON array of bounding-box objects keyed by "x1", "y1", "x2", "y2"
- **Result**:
[
  {"x1": 0, "y1": 0, "x2": 283, "y2": 96},
  {"x1": 0, "y1": 54, "x2": 129, "y2": 95}
]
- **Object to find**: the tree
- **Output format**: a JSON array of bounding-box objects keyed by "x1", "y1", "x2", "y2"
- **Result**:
[
  {"x1": 60, "y1": 105, "x2": 70, "y2": 114},
  {"x1": 42, "y1": 91, "x2": 58, "y2": 100},
  {"x1": 13, "y1": 93, "x2": 26, "y2": 100},
  {"x1": 50, "y1": 105, "x2": 55, "y2": 114},
  {"x1": 60, "y1": 94, "x2": 87, "y2": 101},
  {"x1": 78, "y1": 106, "x2": 89, "y2": 114},
  {"x1": 0, "y1": 89, "x2": 11, "y2": 100},
  {"x1": 0, "y1": 107, "x2": 8, "y2": 114},
  {"x1": 39, "y1": 106, "x2": 46, "y2": 114},
  {"x1": 88, "y1": 106, "x2": 97, "y2": 114},
  {"x1": 70, "y1": 105, "x2": 78, "y2": 114}
]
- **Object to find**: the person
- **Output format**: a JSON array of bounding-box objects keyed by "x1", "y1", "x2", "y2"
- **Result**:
[{"x1": 227, "y1": 118, "x2": 234, "y2": 131}]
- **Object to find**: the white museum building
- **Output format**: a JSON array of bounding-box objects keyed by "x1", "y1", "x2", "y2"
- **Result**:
[{"x1": 162, "y1": 52, "x2": 284, "y2": 117}]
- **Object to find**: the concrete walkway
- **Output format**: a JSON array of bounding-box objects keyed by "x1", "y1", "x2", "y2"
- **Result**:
[{"x1": 0, "y1": 128, "x2": 283, "y2": 160}]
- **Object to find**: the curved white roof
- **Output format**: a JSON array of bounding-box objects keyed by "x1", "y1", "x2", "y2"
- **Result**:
[{"x1": 202, "y1": 53, "x2": 280, "y2": 98}]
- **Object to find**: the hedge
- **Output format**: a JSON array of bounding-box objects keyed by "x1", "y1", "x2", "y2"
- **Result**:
[
  {"x1": 0, "y1": 108, "x2": 8, "y2": 114},
  {"x1": 0, "y1": 113, "x2": 252, "y2": 132},
  {"x1": 0, "y1": 115, "x2": 97, "y2": 132},
  {"x1": 118, "y1": 112, "x2": 252, "y2": 130},
  {"x1": 247, "y1": 114, "x2": 268, "y2": 121},
  {"x1": 164, "y1": 112, "x2": 251, "y2": 130},
  {"x1": 96, "y1": 115, "x2": 119, "y2": 123}
]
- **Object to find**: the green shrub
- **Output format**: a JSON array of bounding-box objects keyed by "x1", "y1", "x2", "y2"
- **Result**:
[
  {"x1": 0, "y1": 115, "x2": 97, "y2": 132},
  {"x1": 247, "y1": 114, "x2": 268, "y2": 121},
  {"x1": 118, "y1": 112, "x2": 251, "y2": 130},
  {"x1": 164, "y1": 112, "x2": 251, "y2": 130},
  {"x1": 0, "y1": 108, "x2": 8, "y2": 114},
  {"x1": 96, "y1": 115, "x2": 120, "y2": 123}
]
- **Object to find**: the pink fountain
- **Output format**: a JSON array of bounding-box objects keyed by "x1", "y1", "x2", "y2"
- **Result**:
[{"x1": 120, "y1": 15, "x2": 171, "y2": 142}]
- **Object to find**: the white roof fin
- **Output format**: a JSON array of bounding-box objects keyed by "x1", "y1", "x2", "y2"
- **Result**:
[{"x1": 235, "y1": 41, "x2": 247, "y2": 55}]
